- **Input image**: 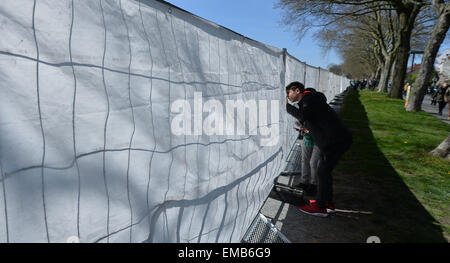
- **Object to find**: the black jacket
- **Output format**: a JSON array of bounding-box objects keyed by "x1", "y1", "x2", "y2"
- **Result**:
[
  {"x1": 436, "y1": 87, "x2": 448, "y2": 102},
  {"x1": 286, "y1": 91, "x2": 352, "y2": 155}
]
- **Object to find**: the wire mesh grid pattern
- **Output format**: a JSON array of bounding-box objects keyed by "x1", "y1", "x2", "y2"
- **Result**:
[
  {"x1": 280, "y1": 139, "x2": 302, "y2": 175},
  {"x1": 241, "y1": 213, "x2": 290, "y2": 243},
  {"x1": 0, "y1": 0, "x2": 349, "y2": 242}
]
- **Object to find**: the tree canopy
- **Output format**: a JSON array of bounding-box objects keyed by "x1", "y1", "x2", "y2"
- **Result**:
[{"x1": 276, "y1": 0, "x2": 445, "y2": 99}]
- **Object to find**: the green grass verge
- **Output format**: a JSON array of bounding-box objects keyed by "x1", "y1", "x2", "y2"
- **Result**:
[{"x1": 336, "y1": 89, "x2": 450, "y2": 242}]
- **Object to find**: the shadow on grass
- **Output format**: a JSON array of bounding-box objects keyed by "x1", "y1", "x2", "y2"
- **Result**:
[
  {"x1": 265, "y1": 89, "x2": 447, "y2": 243},
  {"x1": 335, "y1": 89, "x2": 447, "y2": 242}
]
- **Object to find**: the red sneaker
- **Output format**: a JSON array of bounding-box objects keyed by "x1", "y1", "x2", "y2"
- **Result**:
[
  {"x1": 309, "y1": 200, "x2": 336, "y2": 214},
  {"x1": 326, "y1": 203, "x2": 336, "y2": 214},
  {"x1": 299, "y1": 203, "x2": 328, "y2": 217}
]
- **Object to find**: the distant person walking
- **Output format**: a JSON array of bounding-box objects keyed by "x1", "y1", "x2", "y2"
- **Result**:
[
  {"x1": 369, "y1": 79, "x2": 377, "y2": 91},
  {"x1": 404, "y1": 83, "x2": 412, "y2": 108},
  {"x1": 431, "y1": 82, "x2": 440, "y2": 106},
  {"x1": 361, "y1": 79, "x2": 368, "y2": 90},
  {"x1": 350, "y1": 79, "x2": 358, "y2": 90},
  {"x1": 286, "y1": 81, "x2": 352, "y2": 217},
  {"x1": 436, "y1": 82, "x2": 448, "y2": 116},
  {"x1": 445, "y1": 85, "x2": 450, "y2": 119}
]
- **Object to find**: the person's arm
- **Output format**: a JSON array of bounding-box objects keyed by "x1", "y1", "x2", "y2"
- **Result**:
[
  {"x1": 286, "y1": 96, "x2": 316, "y2": 122},
  {"x1": 286, "y1": 102, "x2": 303, "y2": 121}
]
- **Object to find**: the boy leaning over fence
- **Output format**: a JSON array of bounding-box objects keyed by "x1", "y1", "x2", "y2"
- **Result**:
[
  {"x1": 292, "y1": 87, "x2": 324, "y2": 197},
  {"x1": 286, "y1": 81, "x2": 352, "y2": 217}
]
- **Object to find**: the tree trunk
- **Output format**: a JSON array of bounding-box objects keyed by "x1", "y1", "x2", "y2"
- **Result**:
[
  {"x1": 388, "y1": 57, "x2": 395, "y2": 84},
  {"x1": 407, "y1": 4, "x2": 450, "y2": 111},
  {"x1": 378, "y1": 56, "x2": 394, "y2": 93},
  {"x1": 390, "y1": 47, "x2": 409, "y2": 98},
  {"x1": 389, "y1": 6, "x2": 422, "y2": 99},
  {"x1": 375, "y1": 66, "x2": 382, "y2": 83},
  {"x1": 373, "y1": 45, "x2": 384, "y2": 86},
  {"x1": 430, "y1": 134, "x2": 450, "y2": 160}
]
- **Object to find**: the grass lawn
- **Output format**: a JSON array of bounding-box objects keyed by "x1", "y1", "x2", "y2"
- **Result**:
[{"x1": 335, "y1": 89, "x2": 450, "y2": 242}]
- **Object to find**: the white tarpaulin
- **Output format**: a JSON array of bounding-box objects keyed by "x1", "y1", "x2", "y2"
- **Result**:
[{"x1": 0, "y1": 0, "x2": 348, "y2": 243}]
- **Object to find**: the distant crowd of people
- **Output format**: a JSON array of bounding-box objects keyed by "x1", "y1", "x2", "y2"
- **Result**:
[
  {"x1": 348, "y1": 77, "x2": 450, "y2": 118},
  {"x1": 401, "y1": 80, "x2": 450, "y2": 118},
  {"x1": 430, "y1": 81, "x2": 450, "y2": 118},
  {"x1": 349, "y1": 78, "x2": 377, "y2": 91}
]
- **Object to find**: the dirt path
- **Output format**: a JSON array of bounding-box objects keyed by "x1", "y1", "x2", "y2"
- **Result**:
[{"x1": 260, "y1": 171, "x2": 382, "y2": 243}]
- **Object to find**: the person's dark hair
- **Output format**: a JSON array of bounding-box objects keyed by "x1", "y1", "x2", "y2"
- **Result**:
[{"x1": 286, "y1": 81, "x2": 305, "y2": 93}]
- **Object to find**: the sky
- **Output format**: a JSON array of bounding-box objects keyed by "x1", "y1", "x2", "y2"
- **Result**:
[
  {"x1": 163, "y1": 0, "x2": 342, "y2": 69},
  {"x1": 163, "y1": 0, "x2": 450, "y2": 70}
]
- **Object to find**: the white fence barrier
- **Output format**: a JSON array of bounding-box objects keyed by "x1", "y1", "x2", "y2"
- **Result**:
[{"x1": 0, "y1": 0, "x2": 348, "y2": 242}]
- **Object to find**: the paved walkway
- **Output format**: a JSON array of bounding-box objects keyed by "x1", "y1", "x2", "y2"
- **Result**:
[{"x1": 420, "y1": 94, "x2": 450, "y2": 124}]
